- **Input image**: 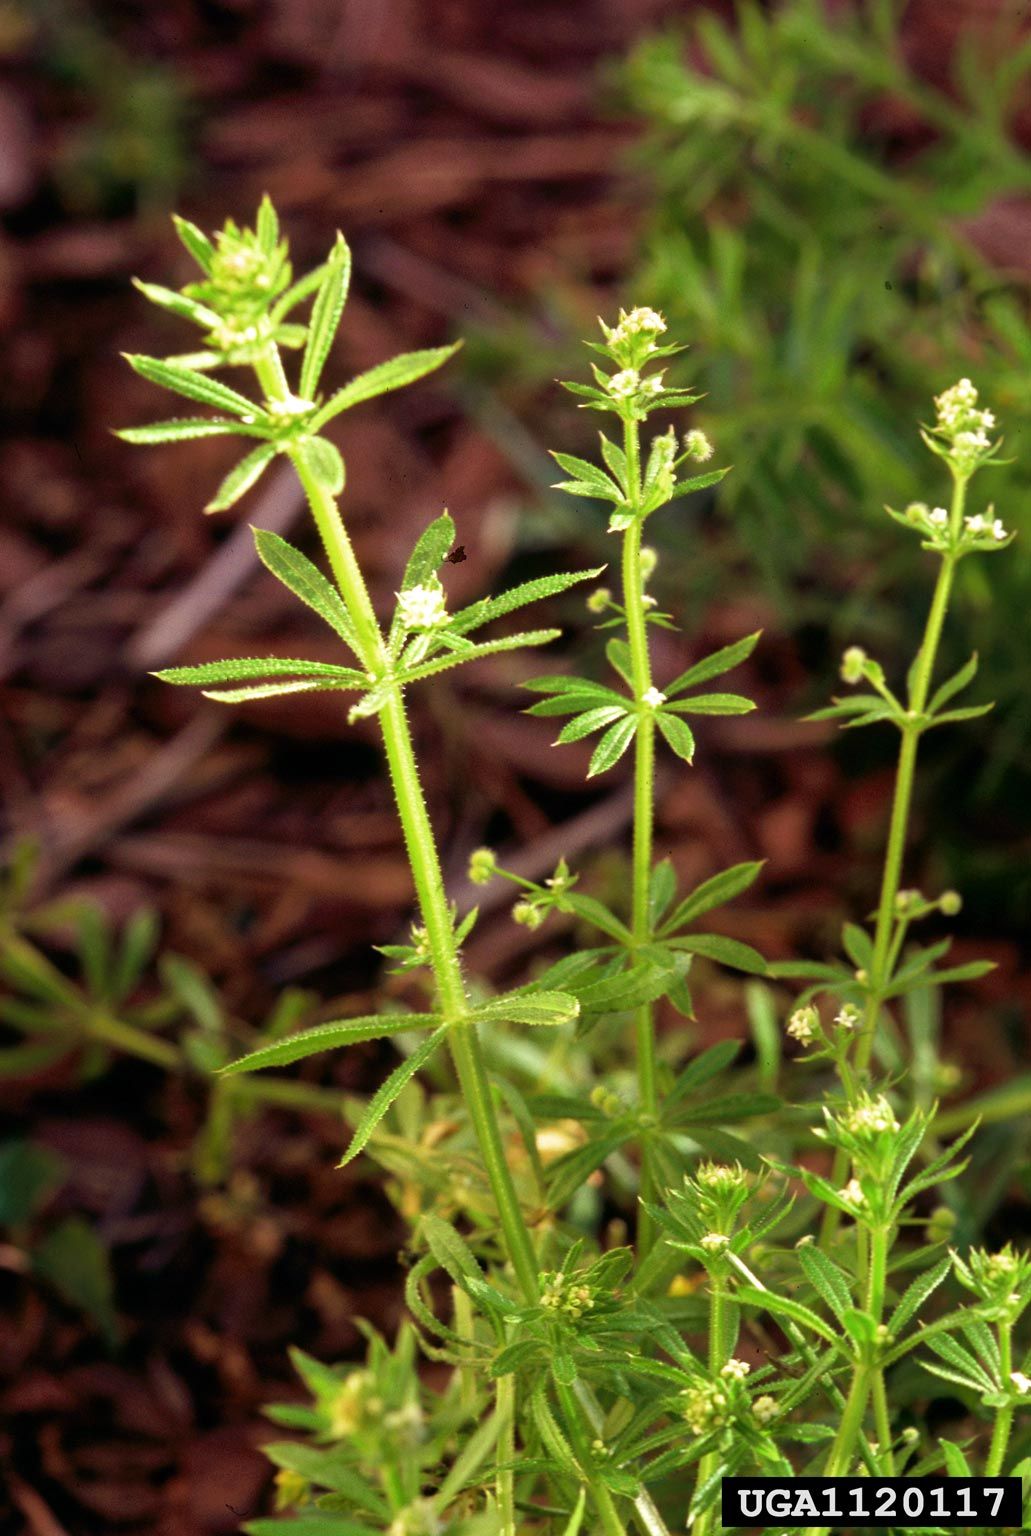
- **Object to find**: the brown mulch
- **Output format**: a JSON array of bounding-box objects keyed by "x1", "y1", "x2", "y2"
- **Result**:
[{"x1": 1, "y1": 2, "x2": 1029, "y2": 1532}]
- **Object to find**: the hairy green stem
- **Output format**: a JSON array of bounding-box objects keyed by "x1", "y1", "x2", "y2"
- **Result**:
[
  {"x1": 985, "y1": 1321, "x2": 1013, "y2": 1476},
  {"x1": 821, "y1": 474, "x2": 965, "y2": 1245},
  {"x1": 291, "y1": 445, "x2": 669, "y2": 1536},
  {"x1": 621, "y1": 417, "x2": 659, "y2": 1259}
]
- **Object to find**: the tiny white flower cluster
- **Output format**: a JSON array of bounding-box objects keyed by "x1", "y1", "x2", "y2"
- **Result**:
[
  {"x1": 397, "y1": 583, "x2": 448, "y2": 631},
  {"x1": 787, "y1": 1005, "x2": 820, "y2": 1046},
  {"x1": 609, "y1": 306, "x2": 667, "y2": 344},
  {"x1": 842, "y1": 1094, "x2": 899, "y2": 1137},
  {"x1": 696, "y1": 1162, "x2": 746, "y2": 1193},
  {"x1": 721, "y1": 1358, "x2": 751, "y2": 1381},
  {"x1": 1010, "y1": 1371, "x2": 1031, "y2": 1395},
  {"x1": 606, "y1": 368, "x2": 664, "y2": 402},
  {"x1": 964, "y1": 512, "x2": 1008, "y2": 542},
  {"x1": 700, "y1": 1231, "x2": 730, "y2": 1253},
  {"x1": 752, "y1": 1394, "x2": 778, "y2": 1425},
  {"x1": 840, "y1": 1178, "x2": 866, "y2": 1209},
  {"x1": 933, "y1": 378, "x2": 997, "y2": 470},
  {"x1": 834, "y1": 1004, "x2": 861, "y2": 1031},
  {"x1": 642, "y1": 686, "x2": 667, "y2": 709}
]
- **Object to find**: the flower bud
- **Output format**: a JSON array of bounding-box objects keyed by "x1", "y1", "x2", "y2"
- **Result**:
[
  {"x1": 467, "y1": 847, "x2": 497, "y2": 886},
  {"x1": 840, "y1": 646, "x2": 867, "y2": 685}
]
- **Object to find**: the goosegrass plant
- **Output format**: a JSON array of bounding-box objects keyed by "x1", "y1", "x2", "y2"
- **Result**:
[{"x1": 120, "y1": 202, "x2": 1030, "y2": 1534}]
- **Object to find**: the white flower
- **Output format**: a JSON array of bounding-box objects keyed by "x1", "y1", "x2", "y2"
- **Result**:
[
  {"x1": 641, "y1": 375, "x2": 664, "y2": 396},
  {"x1": 992, "y1": 518, "x2": 1008, "y2": 541},
  {"x1": 397, "y1": 583, "x2": 447, "y2": 631},
  {"x1": 642, "y1": 686, "x2": 667, "y2": 709},
  {"x1": 834, "y1": 1004, "x2": 861, "y2": 1031},
  {"x1": 928, "y1": 506, "x2": 948, "y2": 527},
  {"x1": 1010, "y1": 1371, "x2": 1031, "y2": 1395},
  {"x1": 752, "y1": 1395, "x2": 778, "y2": 1424},
  {"x1": 700, "y1": 1232, "x2": 730, "y2": 1253},
  {"x1": 607, "y1": 369, "x2": 640, "y2": 399},
  {"x1": 612, "y1": 306, "x2": 667, "y2": 340},
  {"x1": 683, "y1": 429, "x2": 714, "y2": 462},
  {"x1": 787, "y1": 1006, "x2": 819, "y2": 1045},
  {"x1": 721, "y1": 1358, "x2": 751, "y2": 1381},
  {"x1": 842, "y1": 1094, "x2": 899, "y2": 1136},
  {"x1": 841, "y1": 1178, "x2": 866, "y2": 1208}
]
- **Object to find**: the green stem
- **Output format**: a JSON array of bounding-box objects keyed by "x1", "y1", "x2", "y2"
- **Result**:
[
  {"x1": 496, "y1": 1373, "x2": 516, "y2": 1536},
  {"x1": 823, "y1": 1364, "x2": 873, "y2": 1478},
  {"x1": 621, "y1": 417, "x2": 659, "y2": 1259},
  {"x1": 986, "y1": 1322, "x2": 1013, "y2": 1476},
  {"x1": 821, "y1": 476, "x2": 964, "y2": 1244},
  {"x1": 693, "y1": 1274, "x2": 727, "y2": 1536},
  {"x1": 555, "y1": 1378, "x2": 627, "y2": 1536},
  {"x1": 89, "y1": 1009, "x2": 181, "y2": 1070}
]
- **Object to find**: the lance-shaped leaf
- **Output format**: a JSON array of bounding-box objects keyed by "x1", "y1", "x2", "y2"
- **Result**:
[
  {"x1": 928, "y1": 652, "x2": 979, "y2": 715},
  {"x1": 398, "y1": 630, "x2": 561, "y2": 686},
  {"x1": 555, "y1": 705, "x2": 628, "y2": 744},
  {"x1": 660, "y1": 861, "x2": 764, "y2": 935},
  {"x1": 733, "y1": 1285, "x2": 841, "y2": 1347},
  {"x1": 123, "y1": 354, "x2": 260, "y2": 418},
  {"x1": 451, "y1": 567, "x2": 604, "y2": 637},
  {"x1": 471, "y1": 990, "x2": 580, "y2": 1028},
  {"x1": 271, "y1": 261, "x2": 329, "y2": 324},
  {"x1": 299, "y1": 233, "x2": 352, "y2": 399},
  {"x1": 665, "y1": 632, "x2": 761, "y2": 697},
  {"x1": 253, "y1": 528, "x2": 362, "y2": 654},
  {"x1": 400, "y1": 512, "x2": 456, "y2": 593},
  {"x1": 575, "y1": 956, "x2": 685, "y2": 1014},
  {"x1": 339, "y1": 1023, "x2": 451, "y2": 1166},
  {"x1": 311, "y1": 343, "x2": 462, "y2": 430},
  {"x1": 588, "y1": 714, "x2": 637, "y2": 777},
  {"x1": 172, "y1": 214, "x2": 214, "y2": 273},
  {"x1": 888, "y1": 1256, "x2": 952, "y2": 1335},
  {"x1": 797, "y1": 1246, "x2": 853, "y2": 1322},
  {"x1": 664, "y1": 692, "x2": 755, "y2": 715},
  {"x1": 131, "y1": 278, "x2": 220, "y2": 330},
  {"x1": 205, "y1": 442, "x2": 278, "y2": 512},
  {"x1": 662, "y1": 1040, "x2": 741, "y2": 1113},
  {"x1": 656, "y1": 712, "x2": 695, "y2": 762},
  {"x1": 117, "y1": 417, "x2": 267, "y2": 445},
  {"x1": 670, "y1": 466, "x2": 730, "y2": 500},
  {"x1": 155, "y1": 658, "x2": 368, "y2": 688},
  {"x1": 669, "y1": 933, "x2": 767, "y2": 975},
  {"x1": 550, "y1": 451, "x2": 624, "y2": 503},
  {"x1": 223, "y1": 1011, "x2": 441, "y2": 1074},
  {"x1": 202, "y1": 679, "x2": 364, "y2": 704}
]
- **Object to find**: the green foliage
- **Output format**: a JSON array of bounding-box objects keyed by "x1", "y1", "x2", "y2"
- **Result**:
[{"x1": 112, "y1": 198, "x2": 1031, "y2": 1535}]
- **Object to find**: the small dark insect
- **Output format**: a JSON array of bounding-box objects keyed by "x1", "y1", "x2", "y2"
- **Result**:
[{"x1": 446, "y1": 545, "x2": 467, "y2": 564}]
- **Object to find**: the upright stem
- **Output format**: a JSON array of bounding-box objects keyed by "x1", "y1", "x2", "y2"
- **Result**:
[
  {"x1": 621, "y1": 417, "x2": 659, "y2": 1259},
  {"x1": 693, "y1": 1274, "x2": 728, "y2": 1536},
  {"x1": 821, "y1": 472, "x2": 964, "y2": 1245},
  {"x1": 986, "y1": 1321, "x2": 1013, "y2": 1476},
  {"x1": 290, "y1": 448, "x2": 648, "y2": 1536}
]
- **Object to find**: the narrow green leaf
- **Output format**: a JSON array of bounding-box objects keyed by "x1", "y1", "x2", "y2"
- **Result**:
[
  {"x1": 253, "y1": 528, "x2": 361, "y2": 652},
  {"x1": 670, "y1": 466, "x2": 730, "y2": 499},
  {"x1": 172, "y1": 214, "x2": 214, "y2": 273},
  {"x1": 131, "y1": 279, "x2": 220, "y2": 329},
  {"x1": 300, "y1": 233, "x2": 352, "y2": 398},
  {"x1": 201, "y1": 679, "x2": 360, "y2": 703},
  {"x1": 117, "y1": 417, "x2": 263, "y2": 445},
  {"x1": 451, "y1": 568, "x2": 604, "y2": 636},
  {"x1": 928, "y1": 652, "x2": 978, "y2": 716},
  {"x1": 256, "y1": 194, "x2": 280, "y2": 252},
  {"x1": 556, "y1": 705, "x2": 627, "y2": 744},
  {"x1": 421, "y1": 1212, "x2": 483, "y2": 1286},
  {"x1": 562, "y1": 893, "x2": 632, "y2": 944},
  {"x1": 156, "y1": 658, "x2": 366, "y2": 687},
  {"x1": 927, "y1": 703, "x2": 994, "y2": 727},
  {"x1": 661, "y1": 861, "x2": 764, "y2": 934},
  {"x1": 472, "y1": 991, "x2": 580, "y2": 1028},
  {"x1": 339, "y1": 1023, "x2": 450, "y2": 1165},
  {"x1": 663, "y1": 1040, "x2": 741, "y2": 1112},
  {"x1": 797, "y1": 1245, "x2": 853, "y2": 1322},
  {"x1": 400, "y1": 629, "x2": 560, "y2": 685},
  {"x1": 938, "y1": 1439, "x2": 973, "y2": 1478},
  {"x1": 205, "y1": 442, "x2": 278, "y2": 512},
  {"x1": 665, "y1": 692, "x2": 755, "y2": 715},
  {"x1": 587, "y1": 714, "x2": 637, "y2": 777},
  {"x1": 605, "y1": 638, "x2": 634, "y2": 687},
  {"x1": 400, "y1": 513, "x2": 456, "y2": 593},
  {"x1": 124, "y1": 354, "x2": 259, "y2": 418},
  {"x1": 222, "y1": 1013, "x2": 440, "y2": 1074},
  {"x1": 525, "y1": 690, "x2": 623, "y2": 718},
  {"x1": 312, "y1": 344, "x2": 461, "y2": 429},
  {"x1": 656, "y1": 712, "x2": 696, "y2": 762},
  {"x1": 34, "y1": 1216, "x2": 119, "y2": 1345},
  {"x1": 649, "y1": 858, "x2": 677, "y2": 925},
  {"x1": 733, "y1": 1284, "x2": 840, "y2": 1345},
  {"x1": 889, "y1": 1256, "x2": 952, "y2": 1335},
  {"x1": 665, "y1": 632, "x2": 761, "y2": 696}
]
